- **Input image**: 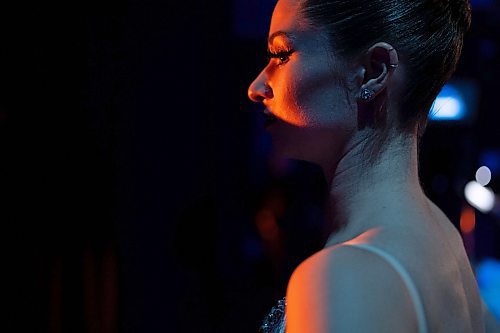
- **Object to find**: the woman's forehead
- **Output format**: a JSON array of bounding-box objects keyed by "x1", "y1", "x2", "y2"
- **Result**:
[{"x1": 269, "y1": 0, "x2": 306, "y2": 37}]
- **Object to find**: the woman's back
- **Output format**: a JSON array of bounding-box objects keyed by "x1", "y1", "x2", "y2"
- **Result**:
[
  {"x1": 260, "y1": 201, "x2": 486, "y2": 333},
  {"x1": 259, "y1": 199, "x2": 486, "y2": 333},
  {"x1": 345, "y1": 199, "x2": 485, "y2": 332}
]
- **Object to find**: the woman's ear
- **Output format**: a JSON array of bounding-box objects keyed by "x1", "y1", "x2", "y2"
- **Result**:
[{"x1": 358, "y1": 42, "x2": 399, "y2": 102}]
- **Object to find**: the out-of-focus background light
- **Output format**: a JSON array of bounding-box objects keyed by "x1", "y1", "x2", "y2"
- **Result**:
[
  {"x1": 476, "y1": 166, "x2": 492, "y2": 186},
  {"x1": 430, "y1": 85, "x2": 467, "y2": 121},
  {"x1": 480, "y1": 151, "x2": 500, "y2": 176},
  {"x1": 476, "y1": 258, "x2": 500, "y2": 319},
  {"x1": 461, "y1": 205, "x2": 476, "y2": 234},
  {"x1": 429, "y1": 81, "x2": 479, "y2": 123},
  {"x1": 470, "y1": 0, "x2": 496, "y2": 10},
  {"x1": 464, "y1": 181, "x2": 496, "y2": 213}
]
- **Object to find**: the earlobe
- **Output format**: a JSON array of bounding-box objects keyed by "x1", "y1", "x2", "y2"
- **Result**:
[{"x1": 358, "y1": 63, "x2": 389, "y2": 102}]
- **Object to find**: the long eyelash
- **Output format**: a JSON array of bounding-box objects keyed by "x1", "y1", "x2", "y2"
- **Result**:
[{"x1": 266, "y1": 49, "x2": 293, "y2": 60}]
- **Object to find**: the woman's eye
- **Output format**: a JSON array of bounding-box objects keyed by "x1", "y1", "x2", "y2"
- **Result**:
[
  {"x1": 278, "y1": 54, "x2": 289, "y2": 63},
  {"x1": 267, "y1": 50, "x2": 293, "y2": 65}
]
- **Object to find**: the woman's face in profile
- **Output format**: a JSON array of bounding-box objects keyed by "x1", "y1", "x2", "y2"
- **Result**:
[{"x1": 248, "y1": 0, "x2": 357, "y2": 166}]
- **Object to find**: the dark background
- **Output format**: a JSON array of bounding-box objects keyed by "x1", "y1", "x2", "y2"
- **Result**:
[{"x1": 1, "y1": 0, "x2": 499, "y2": 332}]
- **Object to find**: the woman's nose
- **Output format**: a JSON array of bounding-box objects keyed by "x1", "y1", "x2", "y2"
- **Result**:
[{"x1": 248, "y1": 71, "x2": 273, "y2": 103}]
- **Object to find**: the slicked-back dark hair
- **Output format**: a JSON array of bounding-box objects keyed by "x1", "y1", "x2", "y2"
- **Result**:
[{"x1": 300, "y1": 0, "x2": 472, "y2": 137}]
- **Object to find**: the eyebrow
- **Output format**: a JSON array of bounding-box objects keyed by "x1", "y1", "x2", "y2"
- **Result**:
[{"x1": 268, "y1": 31, "x2": 295, "y2": 45}]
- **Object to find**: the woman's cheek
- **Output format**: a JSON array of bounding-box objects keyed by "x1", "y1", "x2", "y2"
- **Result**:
[{"x1": 287, "y1": 87, "x2": 310, "y2": 126}]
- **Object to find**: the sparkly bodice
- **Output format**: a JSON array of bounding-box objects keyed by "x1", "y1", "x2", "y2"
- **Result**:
[{"x1": 259, "y1": 297, "x2": 287, "y2": 333}]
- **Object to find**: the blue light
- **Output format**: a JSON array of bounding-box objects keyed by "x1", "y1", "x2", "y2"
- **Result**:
[
  {"x1": 470, "y1": 0, "x2": 495, "y2": 10},
  {"x1": 480, "y1": 150, "x2": 500, "y2": 176},
  {"x1": 476, "y1": 258, "x2": 500, "y2": 320},
  {"x1": 429, "y1": 84, "x2": 467, "y2": 121}
]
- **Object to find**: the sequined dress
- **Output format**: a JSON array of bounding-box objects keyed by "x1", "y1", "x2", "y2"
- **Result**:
[{"x1": 259, "y1": 297, "x2": 287, "y2": 333}]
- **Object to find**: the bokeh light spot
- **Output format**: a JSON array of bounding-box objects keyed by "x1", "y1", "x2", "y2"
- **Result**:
[
  {"x1": 476, "y1": 166, "x2": 492, "y2": 186},
  {"x1": 464, "y1": 181, "x2": 495, "y2": 213}
]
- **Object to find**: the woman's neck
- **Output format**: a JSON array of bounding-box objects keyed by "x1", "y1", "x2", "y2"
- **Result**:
[{"x1": 320, "y1": 131, "x2": 428, "y2": 248}]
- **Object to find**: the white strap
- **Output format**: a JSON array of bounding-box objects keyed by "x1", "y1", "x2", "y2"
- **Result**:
[{"x1": 344, "y1": 243, "x2": 428, "y2": 333}]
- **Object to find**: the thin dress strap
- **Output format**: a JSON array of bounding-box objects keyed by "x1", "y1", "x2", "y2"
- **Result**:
[{"x1": 343, "y1": 243, "x2": 428, "y2": 333}]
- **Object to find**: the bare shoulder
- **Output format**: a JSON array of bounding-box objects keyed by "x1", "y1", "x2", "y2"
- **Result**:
[{"x1": 285, "y1": 245, "x2": 420, "y2": 333}]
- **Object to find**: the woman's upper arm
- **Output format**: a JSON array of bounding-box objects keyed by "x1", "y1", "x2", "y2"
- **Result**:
[{"x1": 285, "y1": 246, "x2": 419, "y2": 333}]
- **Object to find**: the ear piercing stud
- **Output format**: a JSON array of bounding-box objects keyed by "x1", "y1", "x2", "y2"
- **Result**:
[{"x1": 359, "y1": 88, "x2": 375, "y2": 101}]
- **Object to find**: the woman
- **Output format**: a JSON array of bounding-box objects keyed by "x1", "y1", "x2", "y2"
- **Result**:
[{"x1": 248, "y1": 0, "x2": 499, "y2": 332}]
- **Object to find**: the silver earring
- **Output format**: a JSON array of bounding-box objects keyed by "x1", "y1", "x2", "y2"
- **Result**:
[{"x1": 359, "y1": 88, "x2": 375, "y2": 101}]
